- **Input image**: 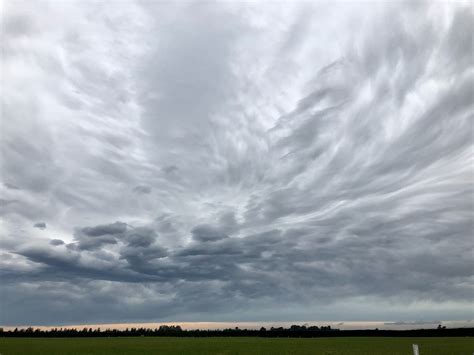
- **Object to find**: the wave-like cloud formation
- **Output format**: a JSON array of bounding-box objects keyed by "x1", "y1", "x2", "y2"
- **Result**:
[{"x1": 1, "y1": 1, "x2": 472, "y2": 325}]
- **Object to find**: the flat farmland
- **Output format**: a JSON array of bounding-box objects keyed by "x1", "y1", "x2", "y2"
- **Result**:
[{"x1": 0, "y1": 337, "x2": 472, "y2": 354}]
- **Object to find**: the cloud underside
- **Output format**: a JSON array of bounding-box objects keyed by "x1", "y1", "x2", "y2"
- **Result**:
[{"x1": 1, "y1": 1, "x2": 473, "y2": 325}]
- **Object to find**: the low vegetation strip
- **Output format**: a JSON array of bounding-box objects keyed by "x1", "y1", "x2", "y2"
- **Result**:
[{"x1": 1, "y1": 325, "x2": 473, "y2": 338}]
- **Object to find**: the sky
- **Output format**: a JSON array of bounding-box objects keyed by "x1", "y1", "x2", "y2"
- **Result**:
[{"x1": 1, "y1": 0, "x2": 473, "y2": 327}]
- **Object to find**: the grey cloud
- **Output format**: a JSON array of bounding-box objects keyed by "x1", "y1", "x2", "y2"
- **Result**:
[
  {"x1": 138, "y1": 3, "x2": 240, "y2": 130},
  {"x1": 69, "y1": 235, "x2": 118, "y2": 251},
  {"x1": 133, "y1": 185, "x2": 152, "y2": 194},
  {"x1": 119, "y1": 245, "x2": 168, "y2": 275},
  {"x1": 81, "y1": 222, "x2": 127, "y2": 237},
  {"x1": 11, "y1": 246, "x2": 151, "y2": 285},
  {"x1": 71, "y1": 223, "x2": 163, "y2": 252},
  {"x1": 218, "y1": 211, "x2": 240, "y2": 235},
  {"x1": 33, "y1": 222, "x2": 47, "y2": 230},
  {"x1": 3, "y1": 182, "x2": 21, "y2": 190},
  {"x1": 0, "y1": 199, "x2": 18, "y2": 207},
  {"x1": 16, "y1": 246, "x2": 81, "y2": 271},
  {"x1": 191, "y1": 225, "x2": 229, "y2": 242},
  {"x1": 2, "y1": 14, "x2": 37, "y2": 38},
  {"x1": 442, "y1": 9, "x2": 473, "y2": 74},
  {"x1": 124, "y1": 227, "x2": 157, "y2": 248},
  {"x1": 162, "y1": 165, "x2": 178, "y2": 175},
  {"x1": 1, "y1": 0, "x2": 472, "y2": 326}
]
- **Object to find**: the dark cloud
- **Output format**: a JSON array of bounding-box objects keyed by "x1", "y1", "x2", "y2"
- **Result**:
[
  {"x1": 33, "y1": 222, "x2": 47, "y2": 230},
  {"x1": 69, "y1": 223, "x2": 162, "y2": 252},
  {"x1": 3, "y1": 182, "x2": 21, "y2": 190},
  {"x1": 81, "y1": 222, "x2": 127, "y2": 237},
  {"x1": 191, "y1": 225, "x2": 228, "y2": 242},
  {"x1": 124, "y1": 227, "x2": 158, "y2": 248},
  {"x1": 68, "y1": 234, "x2": 118, "y2": 251}
]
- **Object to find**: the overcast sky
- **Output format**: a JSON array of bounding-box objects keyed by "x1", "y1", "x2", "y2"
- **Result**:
[{"x1": 1, "y1": 0, "x2": 473, "y2": 326}]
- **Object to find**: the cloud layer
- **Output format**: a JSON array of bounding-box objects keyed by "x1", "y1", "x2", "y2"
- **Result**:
[{"x1": 1, "y1": 0, "x2": 473, "y2": 326}]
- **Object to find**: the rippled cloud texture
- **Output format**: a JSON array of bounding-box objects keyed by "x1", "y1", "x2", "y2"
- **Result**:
[{"x1": 1, "y1": 1, "x2": 473, "y2": 326}]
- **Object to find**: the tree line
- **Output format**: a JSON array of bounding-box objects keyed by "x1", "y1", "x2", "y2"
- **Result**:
[{"x1": 0, "y1": 324, "x2": 472, "y2": 338}]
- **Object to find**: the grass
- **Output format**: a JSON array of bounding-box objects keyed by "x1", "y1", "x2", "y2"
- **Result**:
[{"x1": 0, "y1": 337, "x2": 473, "y2": 354}]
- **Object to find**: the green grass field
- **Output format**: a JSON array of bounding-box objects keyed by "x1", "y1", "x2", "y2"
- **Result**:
[{"x1": 0, "y1": 337, "x2": 472, "y2": 354}]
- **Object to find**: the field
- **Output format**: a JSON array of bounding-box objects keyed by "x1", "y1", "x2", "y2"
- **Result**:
[{"x1": 0, "y1": 337, "x2": 472, "y2": 354}]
